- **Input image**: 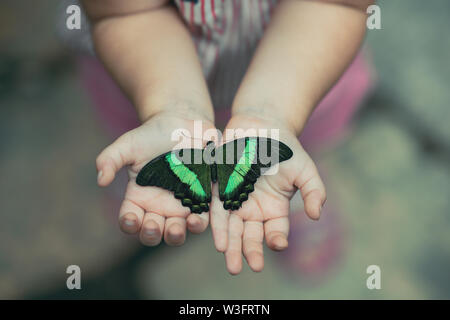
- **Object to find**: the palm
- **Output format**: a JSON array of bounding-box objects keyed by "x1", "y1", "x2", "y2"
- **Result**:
[
  {"x1": 210, "y1": 116, "x2": 326, "y2": 274},
  {"x1": 123, "y1": 180, "x2": 190, "y2": 219},
  {"x1": 235, "y1": 139, "x2": 320, "y2": 221},
  {"x1": 96, "y1": 113, "x2": 216, "y2": 246},
  {"x1": 234, "y1": 178, "x2": 292, "y2": 221}
]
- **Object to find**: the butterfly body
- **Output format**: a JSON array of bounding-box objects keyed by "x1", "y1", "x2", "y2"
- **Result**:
[{"x1": 136, "y1": 137, "x2": 293, "y2": 213}]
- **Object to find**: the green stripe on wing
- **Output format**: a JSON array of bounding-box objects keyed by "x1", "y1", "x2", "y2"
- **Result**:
[
  {"x1": 224, "y1": 138, "x2": 257, "y2": 195},
  {"x1": 166, "y1": 153, "x2": 207, "y2": 199}
]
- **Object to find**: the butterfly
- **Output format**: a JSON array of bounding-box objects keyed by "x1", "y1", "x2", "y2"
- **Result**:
[{"x1": 136, "y1": 137, "x2": 293, "y2": 213}]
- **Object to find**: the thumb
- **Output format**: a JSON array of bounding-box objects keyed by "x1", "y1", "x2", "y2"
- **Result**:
[
  {"x1": 294, "y1": 157, "x2": 327, "y2": 220},
  {"x1": 96, "y1": 132, "x2": 134, "y2": 187}
]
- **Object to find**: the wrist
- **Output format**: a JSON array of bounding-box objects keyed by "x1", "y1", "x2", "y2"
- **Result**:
[
  {"x1": 231, "y1": 93, "x2": 314, "y2": 136},
  {"x1": 230, "y1": 107, "x2": 306, "y2": 137},
  {"x1": 227, "y1": 112, "x2": 299, "y2": 139},
  {"x1": 137, "y1": 99, "x2": 215, "y2": 124}
]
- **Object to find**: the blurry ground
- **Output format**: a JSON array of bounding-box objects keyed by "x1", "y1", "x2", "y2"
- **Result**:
[{"x1": 0, "y1": 0, "x2": 449, "y2": 299}]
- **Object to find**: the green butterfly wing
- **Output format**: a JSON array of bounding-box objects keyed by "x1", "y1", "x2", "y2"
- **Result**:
[
  {"x1": 216, "y1": 137, "x2": 293, "y2": 211},
  {"x1": 136, "y1": 149, "x2": 211, "y2": 213}
]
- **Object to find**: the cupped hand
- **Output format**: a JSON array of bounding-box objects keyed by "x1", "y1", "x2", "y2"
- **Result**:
[
  {"x1": 210, "y1": 114, "x2": 327, "y2": 274},
  {"x1": 96, "y1": 112, "x2": 216, "y2": 246}
]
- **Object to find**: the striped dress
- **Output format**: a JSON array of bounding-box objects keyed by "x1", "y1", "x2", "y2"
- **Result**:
[{"x1": 173, "y1": 0, "x2": 279, "y2": 111}]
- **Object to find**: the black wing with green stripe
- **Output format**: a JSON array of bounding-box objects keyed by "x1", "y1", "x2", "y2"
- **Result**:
[
  {"x1": 136, "y1": 149, "x2": 211, "y2": 213},
  {"x1": 216, "y1": 137, "x2": 293, "y2": 211}
]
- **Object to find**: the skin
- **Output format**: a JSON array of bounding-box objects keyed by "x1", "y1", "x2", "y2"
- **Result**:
[
  {"x1": 85, "y1": 0, "x2": 373, "y2": 274},
  {"x1": 219, "y1": 0, "x2": 371, "y2": 274}
]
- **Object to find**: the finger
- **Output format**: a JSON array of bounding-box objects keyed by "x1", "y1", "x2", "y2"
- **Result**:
[
  {"x1": 210, "y1": 184, "x2": 229, "y2": 252},
  {"x1": 119, "y1": 198, "x2": 145, "y2": 234},
  {"x1": 294, "y1": 158, "x2": 327, "y2": 220},
  {"x1": 243, "y1": 221, "x2": 264, "y2": 272},
  {"x1": 96, "y1": 133, "x2": 133, "y2": 187},
  {"x1": 164, "y1": 217, "x2": 187, "y2": 246},
  {"x1": 140, "y1": 212, "x2": 165, "y2": 246},
  {"x1": 128, "y1": 184, "x2": 191, "y2": 218},
  {"x1": 264, "y1": 217, "x2": 289, "y2": 251},
  {"x1": 225, "y1": 214, "x2": 244, "y2": 275},
  {"x1": 187, "y1": 212, "x2": 209, "y2": 234}
]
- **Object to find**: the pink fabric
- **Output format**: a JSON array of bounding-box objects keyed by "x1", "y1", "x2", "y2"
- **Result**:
[
  {"x1": 300, "y1": 51, "x2": 374, "y2": 150},
  {"x1": 78, "y1": 56, "x2": 139, "y2": 139},
  {"x1": 78, "y1": 50, "x2": 374, "y2": 147}
]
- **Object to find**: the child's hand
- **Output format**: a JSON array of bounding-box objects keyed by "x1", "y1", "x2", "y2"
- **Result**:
[
  {"x1": 210, "y1": 115, "x2": 327, "y2": 274},
  {"x1": 96, "y1": 112, "x2": 216, "y2": 246}
]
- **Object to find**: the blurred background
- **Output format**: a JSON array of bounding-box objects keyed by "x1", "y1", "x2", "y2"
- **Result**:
[{"x1": 1, "y1": 0, "x2": 449, "y2": 299}]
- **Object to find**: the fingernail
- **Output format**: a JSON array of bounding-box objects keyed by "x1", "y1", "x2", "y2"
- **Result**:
[
  {"x1": 189, "y1": 218, "x2": 199, "y2": 227},
  {"x1": 273, "y1": 237, "x2": 288, "y2": 250},
  {"x1": 171, "y1": 232, "x2": 183, "y2": 239},
  {"x1": 124, "y1": 219, "x2": 135, "y2": 227},
  {"x1": 274, "y1": 244, "x2": 287, "y2": 251},
  {"x1": 169, "y1": 230, "x2": 184, "y2": 241},
  {"x1": 145, "y1": 229, "x2": 156, "y2": 236},
  {"x1": 97, "y1": 170, "x2": 103, "y2": 183}
]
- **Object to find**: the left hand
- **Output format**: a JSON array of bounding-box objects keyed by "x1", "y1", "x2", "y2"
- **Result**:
[
  {"x1": 210, "y1": 114, "x2": 327, "y2": 274},
  {"x1": 96, "y1": 112, "x2": 215, "y2": 247}
]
